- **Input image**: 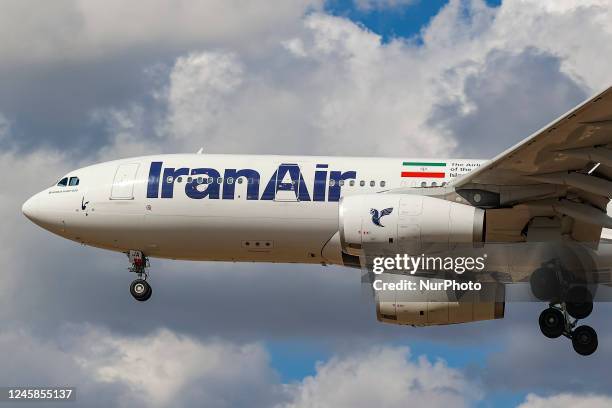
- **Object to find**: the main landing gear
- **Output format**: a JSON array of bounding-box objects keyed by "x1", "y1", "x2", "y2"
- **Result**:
[
  {"x1": 538, "y1": 289, "x2": 597, "y2": 356},
  {"x1": 127, "y1": 250, "x2": 152, "y2": 302}
]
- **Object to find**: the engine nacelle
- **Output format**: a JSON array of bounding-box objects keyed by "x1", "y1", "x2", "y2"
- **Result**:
[
  {"x1": 375, "y1": 275, "x2": 505, "y2": 326},
  {"x1": 339, "y1": 194, "x2": 484, "y2": 257}
]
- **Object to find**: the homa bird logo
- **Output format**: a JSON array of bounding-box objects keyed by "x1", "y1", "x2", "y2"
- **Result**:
[{"x1": 370, "y1": 207, "x2": 393, "y2": 227}]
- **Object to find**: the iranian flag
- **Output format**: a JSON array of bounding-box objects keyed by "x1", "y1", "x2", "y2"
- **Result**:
[{"x1": 401, "y1": 161, "x2": 446, "y2": 178}]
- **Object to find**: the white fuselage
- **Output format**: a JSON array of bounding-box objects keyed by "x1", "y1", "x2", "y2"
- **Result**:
[{"x1": 22, "y1": 154, "x2": 485, "y2": 265}]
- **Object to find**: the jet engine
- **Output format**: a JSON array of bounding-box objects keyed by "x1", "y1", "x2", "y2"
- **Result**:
[
  {"x1": 339, "y1": 194, "x2": 485, "y2": 256},
  {"x1": 374, "y1": 275, "x2": 505, "y2": 326}
]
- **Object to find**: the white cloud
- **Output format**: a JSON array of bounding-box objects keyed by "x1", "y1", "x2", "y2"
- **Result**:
[
  {"x1": 73, "y1": 328, "x2": 280, "y2": 407},
  {"x1": 0, "y1": 326, "x2": 479, "y2": 408},
  {"x1": 0, "y1": 325, "x2": 283, "y2": 408},
  {"x1": 165, "y1": 52, "x2": 244, "y2": 145},
  {"x1": 143, "y1": 13, "x2": 458, "y2": 157},
  {"x1": 281, "y1": 346, "x2": 481, "y2": 408},
  {"x1": 96, "y1": 0, "x2": 612, "y2": 159},
  {"x1": 518, "y1": 393, "x2": 612, "y2": 408},
  {"x1": 0, "y1": 0, "x2": 323, "y2": 64}
]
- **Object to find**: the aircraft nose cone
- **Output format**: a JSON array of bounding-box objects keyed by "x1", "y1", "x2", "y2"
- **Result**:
[{"x1": 22, "y1": 194, "x2": 40, "y2": 222}]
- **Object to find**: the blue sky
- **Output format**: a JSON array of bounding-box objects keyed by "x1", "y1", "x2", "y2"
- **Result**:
[{"x1": 326, "y1": 0, "x2": 502, "y2": 43}]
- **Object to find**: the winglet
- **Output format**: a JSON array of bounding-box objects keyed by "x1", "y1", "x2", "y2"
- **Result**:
[{"x1": 196, "y1": 147, "x2": 204, "y2": 155}]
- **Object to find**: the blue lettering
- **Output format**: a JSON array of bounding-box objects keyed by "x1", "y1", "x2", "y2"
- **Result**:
[
  {"x1": 186, "y1": 168, "x2": 221, "y2": 199},
  {"x1": 313, "y1": 164, "x2": 328, "y2": 202},
  {"x1": 148, "y1": 162, "x2": 356, "y2": 202},
  {"x1": 161, "y1": 168, "x2": 190, "y2": 198},
  {"x1": 223, "y1": 169, "x2": 260, "y2": 200},
  {"x1": 147, "y1": 161, "x2": 163, "y2": 198},
  {"x1": 261, "y1": 164, "x2": 311, "y2": 201},
  {"x1": 328, "y1": 170, "x2": 356, "y2": 202}
]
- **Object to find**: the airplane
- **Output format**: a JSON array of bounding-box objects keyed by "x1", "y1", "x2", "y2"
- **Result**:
[{"x1": 22, "y1": 86, "x2": 612, "y2": 356}]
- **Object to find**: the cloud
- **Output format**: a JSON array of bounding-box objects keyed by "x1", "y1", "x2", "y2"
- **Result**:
[
  {"x1": 0, "y1": 325, "x2": 283, "y2": 408},
  {"x1": 129, "y1": 13, "x2": 460, "y2": 157},
  {"x1": 75, "y1": 327, "x2": 282, "y2": 408},
  {"x1": 428, "y1": 48, "x2": 587, "y2": 157},
  {"x1": 281, "y1": 346, "x2": 481, "y2": 408},
  {"x1": 164, "y1": 52, "x2": 244, "y2": 146},
  {"x1": 0, "y1": 0, "x2": 321, "y2": 153},
  {"x1": 518, "y1": 393, "x2": 612, "y2": 408},
  {"x1": 89, "y1": 0, "x2": 612, "y2": 160},
  {"x1": 0, "y1": 326, "x2": 478, "y2": 408},
  {"x1": 0, "y1": 0, "x2": 323, "y2": 65},
  {"x1": 472, "y1": 302, "x2": 612, "y2": 395},
  {"x1": 8, "y1": 0, "x2": 612, "y2": 158}
]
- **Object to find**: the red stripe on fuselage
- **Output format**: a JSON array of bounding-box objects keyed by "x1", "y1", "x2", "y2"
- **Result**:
[{"x1": 401, "y1": 172, "x2": 445, "y2": 178}]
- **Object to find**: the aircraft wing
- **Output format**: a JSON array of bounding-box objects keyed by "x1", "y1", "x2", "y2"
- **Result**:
[{"x1": 450, "y1": 86, "x2": 612, "y2": 243}]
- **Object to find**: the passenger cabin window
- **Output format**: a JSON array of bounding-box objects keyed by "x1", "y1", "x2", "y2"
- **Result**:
[
  {"x1": 380, "y1": 181, "x2": 386, "y2": 187},
  {"x1": 360, "y1": 180, "x2": 365, "y2": 187},
  {"x1": 349, "y1": 180, "x2": 355, "y2": 187},
  {"x1": 57, "y1": 177, "x2": 68, "y2": 187}
]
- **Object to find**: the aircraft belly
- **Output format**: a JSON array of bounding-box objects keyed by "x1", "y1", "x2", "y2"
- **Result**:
[
  {"x1": 139, "y1": 214, "x2": 337, "y2": 262},
  {"x1": 136, "y1": 200, "x2": 340, "y2": 262}
]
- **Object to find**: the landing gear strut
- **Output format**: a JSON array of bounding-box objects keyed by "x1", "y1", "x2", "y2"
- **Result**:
[
  {"x1": 128, "y1": 250, "x2": 152, "y2": 302},
  {"x1": 538, "y1": 301, "x2": 597, "y2": 356}
]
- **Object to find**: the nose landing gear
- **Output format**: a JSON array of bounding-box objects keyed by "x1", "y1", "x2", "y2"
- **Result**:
[
  {"x1": 128, "y1": 250, "x2": 152, "y2": 302},
  {"x1": 538, "y1": 301, "x2": 597, "y2": 356}
]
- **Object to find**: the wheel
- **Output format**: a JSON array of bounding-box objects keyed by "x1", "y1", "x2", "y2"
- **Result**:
[
  {"x1": 130, "y1": 279, "x2": 152, "y2": 302},
  {"x1": 572, "y1": 325, "x2": 598, "y2": 356},
  {"x1": 141, "y1": 285, "x2": 152, "y2": 301},
  {"x1": 538, "y1": 308, "x2": 565, "y2": 338},
  {"x1": 566, "y1": 286, "x2": 593, "y2": 319},
  {"x1": 529, "y1": 266, "x2": 561, "y2": 301},
  {"x1": 567, "y1": 301, "x2": 593, "y2": 320}
]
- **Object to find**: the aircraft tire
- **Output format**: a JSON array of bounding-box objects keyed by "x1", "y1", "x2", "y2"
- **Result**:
[
  {"x1": 130, "y1": 279, "x2": 152, "y2": 302},
  {"x1": 566, "y1": 287, "x2": 593, "y2": 320},
  {"x1": 571, "y1": 325, "x2": 598, "y2": 356},
  {"x1": 538, "y1": 308, "x2": 564, "y2": 339}
]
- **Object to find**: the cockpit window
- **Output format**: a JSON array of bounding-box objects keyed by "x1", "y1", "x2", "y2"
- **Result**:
[
  {"x1": 69, "y1": 177, "x2": 80, "y2": 186},
  {"x1": 57, "y1": 177, "x2": 68, "y2": 187}
]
